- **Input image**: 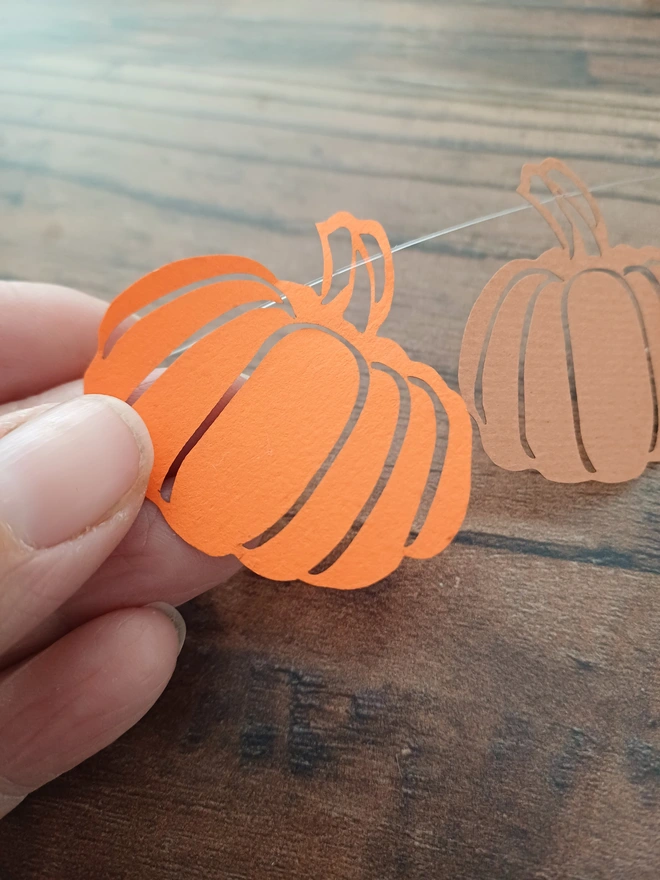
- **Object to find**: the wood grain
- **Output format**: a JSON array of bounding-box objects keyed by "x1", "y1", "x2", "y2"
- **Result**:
[{"x1": 1, "y1": 1, "x2": 660, "y2": 877}]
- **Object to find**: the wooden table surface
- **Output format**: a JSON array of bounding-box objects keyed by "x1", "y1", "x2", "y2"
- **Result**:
[{"x1": 2, "y1": 1, "x2": 660, "y2": 878}]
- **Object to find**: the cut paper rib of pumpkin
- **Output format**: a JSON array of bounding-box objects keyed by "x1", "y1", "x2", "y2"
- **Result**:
[
  {"x1": 85, "y1": 213, "x2": 472, "y2": 589},
  {"x1": 459, "y1": 158, "x2": 660, "y2": 484}
]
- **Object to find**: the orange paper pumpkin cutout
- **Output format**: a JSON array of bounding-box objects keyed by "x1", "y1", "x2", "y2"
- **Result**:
[
  {"x1": 459, "y1": 158, "x2": 660, "y2": 484},
  {"x1": 85, "y1": 213, "x2": 472, "y2": 589}
]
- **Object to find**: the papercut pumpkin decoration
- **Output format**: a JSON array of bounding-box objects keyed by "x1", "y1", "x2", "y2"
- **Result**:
[
  {"x1": 85, "y1": 213, "x2": 472, "y2": 589},
  {"x1": 459, "y1": 157, "x2": 660, "y2": 484}
]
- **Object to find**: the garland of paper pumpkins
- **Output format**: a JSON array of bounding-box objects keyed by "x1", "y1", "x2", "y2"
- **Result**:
[
  {"x1": 85, "y1": 158, "x2": 659, "y2": 590},
  {"x1": 85, "y1": 213, "x2": 473, "y2": 589},
  {"x1": 459, "y1": 158, "x2": 660, "y2": 484}
]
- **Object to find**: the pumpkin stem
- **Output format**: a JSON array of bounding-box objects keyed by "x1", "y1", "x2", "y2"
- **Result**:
[
  {"x1": 315, "y1": 212, "x2": 395, "y2": 334},
  {"x1": 517, "y1": 159, "x2": 610, "y2": 258}
]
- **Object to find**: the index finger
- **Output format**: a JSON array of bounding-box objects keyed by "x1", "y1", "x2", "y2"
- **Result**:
[{"x1": 0, "y1": 281, "x2": 106, "y2": 404}]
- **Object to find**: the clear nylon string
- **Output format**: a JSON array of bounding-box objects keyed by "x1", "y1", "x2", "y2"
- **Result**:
[
  {"x1": 305, "y1": 172, "x2": 660, "y2": 287},
  {"x1": 170, "y1": 170, "x2": 660, "y2": 358}
]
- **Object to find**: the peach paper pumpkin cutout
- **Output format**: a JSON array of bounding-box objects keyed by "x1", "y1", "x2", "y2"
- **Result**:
[
  {"x1": 459, "y1": 158, "x2": 660, "y2": 484},
  {"x1": 85, "y1": 213, "x2": 472, "y2": 589}
]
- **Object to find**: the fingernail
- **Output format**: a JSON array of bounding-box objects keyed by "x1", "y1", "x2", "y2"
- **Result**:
[
  {"x1": 148, "y1": 603, "x2": 186, "y2": 655},
  {"x1": 0, "y1": 395, "x2": 152, "y2": 548},
  {"x1": 0, "y1": 403, "x2": 56, "y2": 440}
]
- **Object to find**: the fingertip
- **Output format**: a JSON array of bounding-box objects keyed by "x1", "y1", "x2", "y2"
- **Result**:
[
  {"x1": 83, "y1": 394, "x2": 154, "y2": 476},
  {"x1": 0, "y1": 607, "x2": 182, "y2": 813},
  {"x1": 0, "y1": 396, "x2": 150, "y2": 551},
  {"x1": 98, "y1": 607, "x2": 180, "y2": 690},
  {"x1": 146, "y1": 603, "x2": 187, "y2": 656}
]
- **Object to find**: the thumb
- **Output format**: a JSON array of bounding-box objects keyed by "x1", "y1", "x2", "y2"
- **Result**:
[{"x1": 0, "y1": 395, "x2": 153, "y2": 659}]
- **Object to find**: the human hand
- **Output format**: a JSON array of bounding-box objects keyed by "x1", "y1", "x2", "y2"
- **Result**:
[{"x1": 0, "y1": 281, "x2": 244, "y2": 818}]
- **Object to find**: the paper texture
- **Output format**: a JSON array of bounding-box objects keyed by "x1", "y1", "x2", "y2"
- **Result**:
[
  {"x1": 86, "y1": 213, "x2": 472, "y2": 588},
  {"x1": 459, "y1": 158, "x2": 660, "y2": 484}
]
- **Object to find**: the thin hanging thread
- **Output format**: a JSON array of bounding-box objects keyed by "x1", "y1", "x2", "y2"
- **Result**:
[
  {"x1": 305, "y1": 172, "x2": 660, "y2": 287},
  {"x1": 170, "y1": 171, "x2": 660, "y2": 358}
]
